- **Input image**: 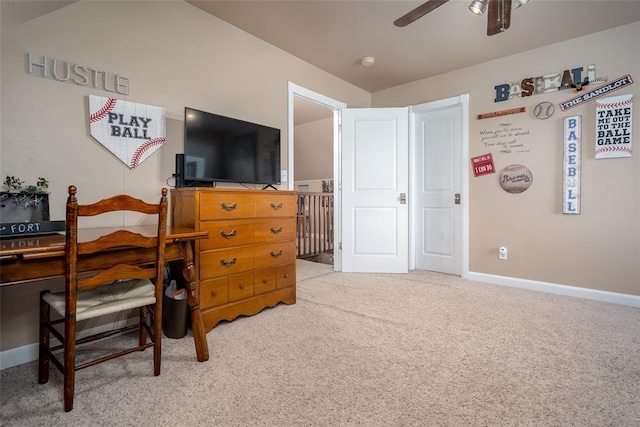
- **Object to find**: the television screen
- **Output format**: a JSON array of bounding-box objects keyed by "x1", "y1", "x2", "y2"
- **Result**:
[{"x1": 183, "y1": 107, "x2": 281, "y2": 185}]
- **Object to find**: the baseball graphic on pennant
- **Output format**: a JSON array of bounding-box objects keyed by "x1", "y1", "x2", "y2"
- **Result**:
[
  {"x1": 499, "y1": 164, "x2": 533, "y2": 194},
  {"x1": 89, "y1": 95, "x2": 166, "y2": 169}
]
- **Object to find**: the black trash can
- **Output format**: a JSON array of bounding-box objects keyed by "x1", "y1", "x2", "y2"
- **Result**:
[{"x1": 162, "y1": 289, "x2": 188, "y2": 339}]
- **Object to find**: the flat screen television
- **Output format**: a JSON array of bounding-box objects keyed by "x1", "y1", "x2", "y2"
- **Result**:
[{"x1": 182, "y1": 107, "x2": 281, "y2": 186}]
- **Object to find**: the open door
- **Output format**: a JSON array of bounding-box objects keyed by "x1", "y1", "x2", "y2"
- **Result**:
[{"x1": 341, "y1": 108, "x2": 409, "y2": 273}]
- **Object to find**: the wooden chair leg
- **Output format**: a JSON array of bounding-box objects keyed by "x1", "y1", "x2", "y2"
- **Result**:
[
  {"x1": 139, "y1": 307, "x2": 147, "y2": 348},
  {"x1": 38, "y1": 291, "x2": 50, "y2": 384},
  {"x1": 63, "y1": 314, "x2": 76, "y2": 412},
  {"x1": 153, "y1": 303, "x2": 161, "y2": 376}
]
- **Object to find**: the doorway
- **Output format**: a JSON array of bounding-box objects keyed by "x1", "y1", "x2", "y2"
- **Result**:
[
  {"x1": 287, "y1": 84, "x2": 468, "y2": 276},
  {"x1": 287, "y1": 83, "x2": 346, "y2": 270}
]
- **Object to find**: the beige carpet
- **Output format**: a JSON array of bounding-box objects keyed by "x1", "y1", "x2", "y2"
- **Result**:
[{"x1": 2, "y1": 260, "x2": 639, "y2": 426}]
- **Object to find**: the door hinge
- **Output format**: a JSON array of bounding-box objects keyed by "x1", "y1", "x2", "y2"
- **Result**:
[
  {"x1": 338, "y1": 124, "x2": 343, "y2": 132},
  {"x1": 339, "y1": 242, "x2": 342, "y2": 250}
]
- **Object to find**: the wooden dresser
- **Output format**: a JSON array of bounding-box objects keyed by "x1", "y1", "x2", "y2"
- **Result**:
[{"x1": 171, "y1": 188, "x2": 297, "y2": 332}]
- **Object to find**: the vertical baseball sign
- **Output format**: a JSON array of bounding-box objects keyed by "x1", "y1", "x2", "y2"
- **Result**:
[
  {"x1": 89, "y1": 95, "x2": 166, "y2": 169},
  {"x1": 563, "y1": 116, "x2": 581, "y2": 214},
  {"x1": 595, "y1": 94, "x2": 633, "y2": 159}
]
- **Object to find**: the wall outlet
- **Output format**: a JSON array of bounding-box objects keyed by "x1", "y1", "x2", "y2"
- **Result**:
[
  {"x1": 499, "y1": 246, "x2": 508, "y2": 260},
  {"x1": 281, "y1": 170, "x2": 287, "y2": 182}
]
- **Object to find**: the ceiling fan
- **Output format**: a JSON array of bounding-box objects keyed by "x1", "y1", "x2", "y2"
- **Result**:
[{"x1": 394, "y1": 0, "x2": 530, "y2": 36}]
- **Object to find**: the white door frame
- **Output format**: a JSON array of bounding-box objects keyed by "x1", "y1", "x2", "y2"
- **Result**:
[
  {"x1": 287, "y1": 82, "x2": 346, "y2": 271},
  {"x1": 410, "y1": 94, "x2": 470, "y2": 278}
]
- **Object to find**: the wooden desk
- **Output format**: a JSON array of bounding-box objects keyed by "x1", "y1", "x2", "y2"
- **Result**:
[{"x1": 0, "y1": 226, "x2": 210, "y2": 362}]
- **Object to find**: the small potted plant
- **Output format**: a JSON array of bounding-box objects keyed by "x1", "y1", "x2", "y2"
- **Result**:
[
  {"x1": 1, "y1": 176, "x2": 51, "y2": 222},
  {"x1": 4, "y1": 176, "x2": 24, "y2": 193}
]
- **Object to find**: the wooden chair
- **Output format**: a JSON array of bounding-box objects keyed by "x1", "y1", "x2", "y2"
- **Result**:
[{"x1": 38, "y1": 185, "x2": 168, "y2": 412}]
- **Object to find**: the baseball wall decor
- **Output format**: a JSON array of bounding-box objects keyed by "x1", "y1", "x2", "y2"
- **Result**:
[
  {"x1": 595, "y1": 94, "x2": 633, "y2": 159},
  {"x1": 494, "y1": 63, "x2": 607, "y2": 103},
  {"x1": 560, "y1": 75, "x2": 633, "y2": 111},
  {"x1": 471, "y1": 153, "x2": 496, "y2": 177},
  {"x1": 89, "y1": 95, "x2": 166, "y2": 169},
  {"x1": 534, "y1": 102, "x2": 555, "y2": 119},
  {"x1": 563, "y1": 116, "x2": 581, "y2": 214},
  {"x1": 499, "y1": 164, "x2": 533, "y2": 194},
  {"x1": 477, "y1": 107, "x2": 525, "y2": 120}
]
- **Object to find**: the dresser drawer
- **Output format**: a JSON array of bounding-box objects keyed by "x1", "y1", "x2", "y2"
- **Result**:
[
  {"x1": 200, "y1": 277, "x2": 228, "y2": 309},
  {"x1": 254, "y1": 243, "x2": 296, "y2": 269},
  {"x1": 200, "y1": 246, "x2": 254, "y2": 280},
  {"x1": 254, "y1": 218, "x2": 296, "y2": 243},
  {"x1": 255, "y1": 193, "x2": 297, "y2": 218},
  {"x1": 200, "y1": 219, "x2": 255, "y2": 250},
  {"x1": 276, "y1": 264, "x2": 296, "y2": 289},
  {"x1": 201, "y1": 193, "x2": 255, "y2": 220},
  {"x1": 228, "y1": 272, "x2": 254, "y2": 302},
  {"x1": 254, "y1": 268, "x2": 277, "y2": 295}
]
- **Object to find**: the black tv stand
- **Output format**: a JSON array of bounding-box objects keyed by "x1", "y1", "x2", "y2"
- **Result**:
[{"x1": 262, "y1": 184, "x2": 278, "y2": 191}]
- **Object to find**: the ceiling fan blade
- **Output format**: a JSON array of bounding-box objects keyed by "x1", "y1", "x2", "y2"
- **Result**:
[
  {"x1": 487, "y1": 0, "x2": 512, "y2": 36},
  {"x1": 394, "y1": 0, "x2": 450, "y2": 27}
]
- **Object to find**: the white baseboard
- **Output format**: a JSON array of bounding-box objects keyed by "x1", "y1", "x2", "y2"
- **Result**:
[
  {"x1": 466, "y1": 271, "x2": 640, "y2": 308},
  {"x1": 0, "y1": 343, "x2": 40, "y2": 371},
  {"x1": 0, "y1": 318, "x2": 137, "y2": 371}
]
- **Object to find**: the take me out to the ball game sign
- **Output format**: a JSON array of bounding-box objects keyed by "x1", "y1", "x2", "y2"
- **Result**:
[
  {"x1": 595, "y1": 94, "x2": 633, "y2": 159},
  {"x1": 89, "y1": 95, "x2": 166, "y2": 169}
]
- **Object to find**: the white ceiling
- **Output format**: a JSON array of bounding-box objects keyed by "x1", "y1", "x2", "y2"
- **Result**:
[
  {"x1": 187, "y1": 0, "x2": 640, "y2": 92},
  {"x1": 4, "y1": 0, "x2": 640, "y2": 123}
]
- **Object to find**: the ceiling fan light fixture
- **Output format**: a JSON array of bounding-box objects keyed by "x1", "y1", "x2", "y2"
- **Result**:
[
  {"x1": 468, "y1": 0, "x2": 489, "y2": 15},
  {"x1": 514, "y1": 0, "x2": 530, "y2": 8}
]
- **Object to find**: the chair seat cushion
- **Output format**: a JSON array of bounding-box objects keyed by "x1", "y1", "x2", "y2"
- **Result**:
[{"x1": 43, "y1": 279, "x2": 156, "y2": 321}]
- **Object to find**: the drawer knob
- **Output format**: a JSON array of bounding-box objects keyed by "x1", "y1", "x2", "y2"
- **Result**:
[
  {"x1": 211, "y1": 290, "x2": 218, "y2": 297},
  {"x1": 270, "y1": 226, "x2": 283, "y2": 234},
  {"x1": 284, "y1": 273, "x2": 289, "y2": 279},
  {"x1": 270, "y1": 250, "x2": 283, "y2": 258},
  {"x1": 270, "y1": 202, "x2": 283, "y2": 210},
  {"x1": 220, "y1": 202, "x2": 237, "y2": 211},
  {"x1": 220, "y1": 257, "x2": 237, "y2": 267},
  {"x1": 263, "y1": 279, "x2": 269, "y2": 284},
  {"x1": 220, "y1": 229, "x2": 237, "y2": 239},
  {"x1": 239, "y1": 283, "x2": 245, "y2": 290}
]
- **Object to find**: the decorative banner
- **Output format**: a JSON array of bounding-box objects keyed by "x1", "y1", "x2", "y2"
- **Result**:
[
  {"x1": 560, "y1": 75, "x2": 633, "y2": 111},
  {"x1": 563, "y1": 116, "x2": 581, "y2": 214},
  {"x1": 89, "y1": 95, "x2": 166, "y2": 169},
  {"x1": 471, "y1": 153, "x2": 495, "y2": 177},
  {"x1": 499, "y1": 164, "x2": 533, "y2": 194},
  {"x1": 595, "y1": 94, "x2": 633, "y2": 159},
  {"x1": 477, "y1": 107, "x2": 525, "y2": 120}
]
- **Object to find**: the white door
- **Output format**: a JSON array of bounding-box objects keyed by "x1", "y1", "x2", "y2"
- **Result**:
[
  {"x1": 341, "y1": 108, "x2": 409, "y2": 273},
  {"x1": 413, "y1": 103, "x2": 463, "y2": 274}
]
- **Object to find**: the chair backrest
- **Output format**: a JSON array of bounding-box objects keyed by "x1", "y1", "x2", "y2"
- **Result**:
[{"x1": 65, "y1": 185, "x2": 168, "y2": 294}]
